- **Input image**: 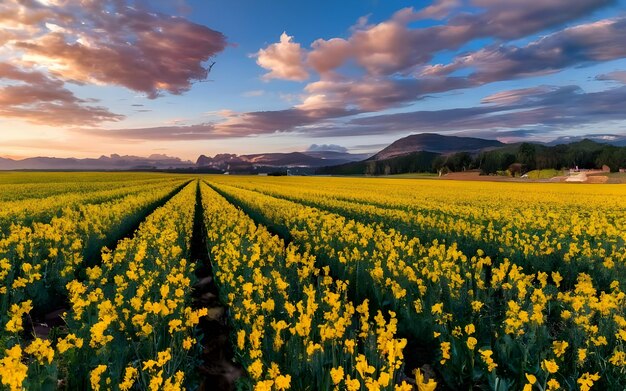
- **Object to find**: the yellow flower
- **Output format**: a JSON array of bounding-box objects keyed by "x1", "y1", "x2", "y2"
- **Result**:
[
  {"x1": 254, "y1": 380, "x2": 274, "y2": 391},
  {"x1": 466, "y1": 337, "x2": 477, "y2": 350},
  {"x1": 440, "y1": 342, "x2": 451, "y2": 364},
  {"x1": 248, "y1": 359, "x2": 263, "y2": 380},
  {"x1": 182, "y1": 337, "x2": 195, "y2": 350},
  {"x1": 57, "y1": 334, "x2": 84, "y2": 354},
  {"x1": 355, "y1": 354, "x2": 375, "y2": 378},
  {"x1": 551, "y1": 271, "x2": 563, "y2": 287},
  {"x1": 414, "y1": 368, "x2": 437, "y2": 391},
  {"x1": 24, "y1": 338, "x2": 54, "y2": 364},
  {"x1": 395, "y1": 382, "x2": 413, "y2": 391},
  {"x1": 237, "y1": 330, "x2": 246, "y2": 350},
  {"x1": 157, "y1": 349, "x2": 172, "y2": 367},
  {"x1": 577, "y1": 349, "x2": 587, "y2": 365},
  {"x1": 479, "y1": 349, "x2": 497, "y2": 372},
  {"x1": 275, "y1": 374, "x2": 291, "y2": 390},
  {"x1": 577, "y1": 372, "x2": 600, "y2": 391},
  {"x1": 552, "y1": 341, "x2": 568, "y2": 358},
  {"x1": 90, "y1": 365, "x2": 107, "y2": 391},
  {"x1": 119, "y1": 366, "x2": 138, "y2": 391},
  {"x1": 547, "y1": 378, "x2": 560, "y2": 390},
  {"x1": 345, "y1": 376, "x2": 360, "y2": 391},
  {"x1": 471, "y1": 300, "x2": 484, "y2": 312},
  {"x1": 168, "y1": 319, "x2": 183, "y2": 334},
  {"x1": 0, "y1": 345, "x2": 28, "y2": 391},
  {"x1": 542, "y1": 359, "x2": 559, "y2": 374},
  {"x1": 330, "y1": 366, "x2": 344, "y2": 385},
  {"x1": 5, "y1": 300, "x2": 32, "y2": 333}
]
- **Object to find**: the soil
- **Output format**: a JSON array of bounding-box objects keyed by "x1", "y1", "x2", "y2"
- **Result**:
[{"x1": 191, "y1": 182, "x2": 244, "y2": 390}]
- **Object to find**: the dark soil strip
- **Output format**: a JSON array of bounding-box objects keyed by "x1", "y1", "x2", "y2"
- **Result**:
[
  {"x1": 191, "y1": 181, "x2": 243, "y2": 390},
  {"x1": 206, "y1": 181, "x2": 439, "y2": 385},
  {"x1": 27, "y1": 180, "x2": 192, "y2": 338}
]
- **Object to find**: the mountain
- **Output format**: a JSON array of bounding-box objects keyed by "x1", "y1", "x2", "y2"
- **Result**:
[
  {"x1": 196, "y1": 150, "x2": 368, "y2": 170},
  {"x1": 0, "y1": 154, "x2": 194, "y2": 170},
  {"x1": 372, "y1": 133, "x2": 505, "y2": 160},
  {"x1": 318, "y1": 151, "x2": 440, "y2": 176},
  {"x1": 546, "y1": 134, "x2": 626, "y2": 147},
  {"x1": 319, "y1": 134, "x2": 626, "y2": 176}
]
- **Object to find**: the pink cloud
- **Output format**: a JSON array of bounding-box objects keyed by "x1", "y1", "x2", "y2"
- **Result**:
[
  {"x1": 0, "y1": 0, "x2": 227, "y2": 126},
  {"x1": 0, "y1": 62, "x2": 122, "y2": 126},
  {"x1": 8, "y1": 1, "x2": 226, "y2": 98},
  {"x1": 258, "y1": 0, "x2": 612, "y2": 81},
  {"x1": 596, "y1": 70, "x2": 626, "y2": 84},
  {"x1": 422, "y1": 17, "x2": 626, "y2": 83},
  {"x1": 307, "y1": 38, "x2": 352, "y2": 76},
  {"x1": 256, "y1": 32, "x2": 309, "y2": 81}
]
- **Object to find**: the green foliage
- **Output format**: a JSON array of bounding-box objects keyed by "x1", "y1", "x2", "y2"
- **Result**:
[{"x1": 525, "y1": 169, "x2": 563, "y2": 179}]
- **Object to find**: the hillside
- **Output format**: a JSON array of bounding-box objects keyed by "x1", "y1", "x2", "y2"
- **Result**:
[
  {"x1": 320, "y1": 135, "x2": 626, "y2": 176},
  {"x1": 0, "y1": 154, "x2": 194, "y2": 171},
  {"x1": 372, "y1": 133, "x2": 504, "y2": 160},
  {"x1": 196, "y1": 150, "x2": 367, "y2": 170}
]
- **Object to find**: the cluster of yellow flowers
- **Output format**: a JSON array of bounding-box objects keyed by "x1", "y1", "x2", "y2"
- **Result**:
[
  {"x1": 200, "y1": 182, "x2": 422, "y2": 390},
  {"x1": 1, "y1": 172, "x2": 624, "y2": 390},
  {"x1": 59, "y1": 182, "x2": 201, "y2": 390},
  {"x1": 0, "y1": 174, "x2": 193, "y2": 390},
  {"x1": 209, "y1": 177, "x2": 626, "y2": 390},
  {"x1": 0, "y1": 175, "x2": 182, "y2": 231},
  {"x1": 216, "y1": 176, "x2": 626, "y2": 289}
]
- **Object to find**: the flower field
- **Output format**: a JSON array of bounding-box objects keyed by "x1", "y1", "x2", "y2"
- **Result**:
[{"x1": 0, "y1": 173, "x2": 625, "y2": 390}]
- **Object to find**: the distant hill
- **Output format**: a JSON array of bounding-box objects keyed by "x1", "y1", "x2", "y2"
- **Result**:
[
  {"x1": 372, "y1": 133, "x2": 504, "y2": 160},
  {"x1": 0, "y1": 154, "x2": 194, "y2": 171},
  {"x1": 319, "y1": 134, "x2": 626, "y2": 176},
  {"x1": 318, "y1": 151, "x2": 440, "y2": 176},
  {"x1": 196, "y1": 150, "x2": 368, "y2": 171},
  {"x1": 547, "y1": 134, "x2": 626, "y2": 147}
]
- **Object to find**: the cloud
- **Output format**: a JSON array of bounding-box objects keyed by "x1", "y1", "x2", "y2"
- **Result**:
[
  {"x1": 260, "y1": 0, "x2": 613, "y2": 80},
  {"x1": 83, "y1": 124, "x2": 219, "y2": 141},
  {"x1": 395, "y1": 0, "x2": 461, "y2": 22},
  {"x1": 301, "y1": 76, "x2": 470, "y2": 112},
  {"x1": 480, "y1": 86, "x2": 553, "y2": 105},
  {"x1": 9, "y1": 1, "x2": 226, "y2": 98},
  {"x1": 256, "y1": 32, "x2": 309, "y2": 81},
  {"x1": 306, "y1": 144, "x2": 348, "y2": 153},
  {"x1": 0, "y1": 0, "x2": 227, "y2": 117},
  {"x1": 0, "y1": 0, "x2": 227, "y2": 126},
  {"x1": 0, "y1": 62, "x2": 122, "y2": 125},
  {"x1": 336, "y1": 85, "x2": 626, "y2": 136},
  {"x1": 423, "y1": 17, "x2": 626, "y2": 83},
  {"x1": 307, "y1": 38, "x2": 352, "y2": 75},
  {"x1": 83, "y1": 83, "x2": 626, "y2": 141},
  {"x1": 239, "y1": 1, "x2": 621, "y2": 140},
  {"x1": 596, "y1": 70, "x2": 626, "y2": 84}
]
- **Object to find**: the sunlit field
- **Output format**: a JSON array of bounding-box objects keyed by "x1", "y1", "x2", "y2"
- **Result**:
[{"x1": 1, "y1": 173, "x2": 625, "y2": 390}]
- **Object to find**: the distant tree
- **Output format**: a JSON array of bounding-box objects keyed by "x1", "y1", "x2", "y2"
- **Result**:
[
  {"x1": 517, "y1": 143, "x2": 537, "y2": 171},
  {"x1": 509, "y1": 163, "x2": 523, "y2": 177},
  {"x1": 449, "y1": 152, "x2": 473, "y2": 172}
]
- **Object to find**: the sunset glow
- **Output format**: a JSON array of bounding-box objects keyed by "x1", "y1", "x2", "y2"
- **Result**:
[{"x1": 1, "y1": 0, "x2": 625, "y2": 160}]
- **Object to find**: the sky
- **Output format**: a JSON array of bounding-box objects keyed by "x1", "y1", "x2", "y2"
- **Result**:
[{"x1": 1, "y1": 0, "x2": 626, "y2": 160}]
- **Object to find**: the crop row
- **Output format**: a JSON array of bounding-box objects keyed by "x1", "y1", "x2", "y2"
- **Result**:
[
  {"x1": 0, "y1": 179, "x2": 193, "y2": 390},
  {"x1": 214, "y1": 177, "x2": 625, "y2": 291},
  {"x1": 200, "y1": 181, "x2": 421, "y2": 390},
  {"x1": 207, "y1": 180, "x2": 625, "y2": 390}
]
